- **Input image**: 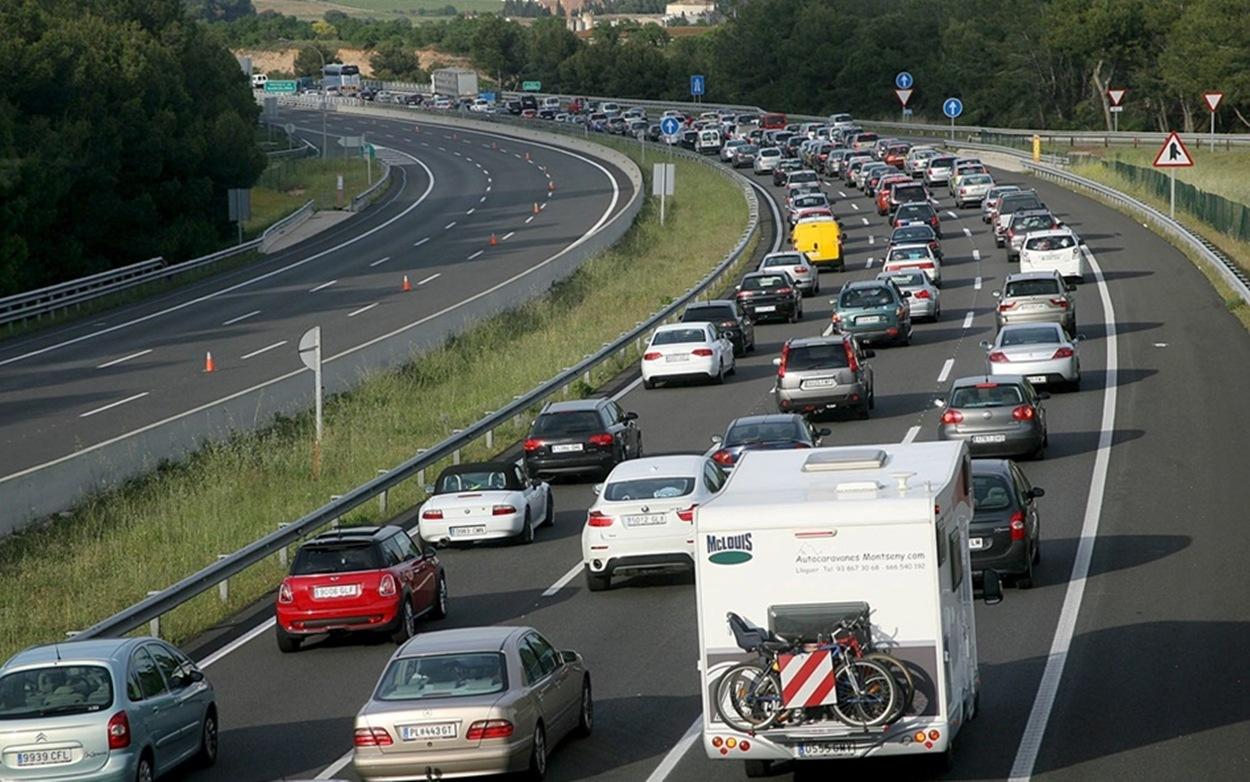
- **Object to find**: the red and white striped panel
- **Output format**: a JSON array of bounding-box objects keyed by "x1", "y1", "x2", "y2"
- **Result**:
[{"x1": 778, "y1": 650, "x2": 837, "y2": 708}]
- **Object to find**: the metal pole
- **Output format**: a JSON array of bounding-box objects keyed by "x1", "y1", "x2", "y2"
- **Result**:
[
  {"x1": 949, "y1": 116, "x2": 954, "y2": 142},
  {"x1": 1170, "y1": 168, "x2": 1176, "y2": 220},
  {"x1": 1211, "y1": 111, "x2": 1216, "y2": 153}
]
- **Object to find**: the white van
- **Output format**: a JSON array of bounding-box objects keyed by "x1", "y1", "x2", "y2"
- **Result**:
[
  {"x1": 541, "y1": 96, "x2": 561, "y2": 110},
  {"x1": 696, "y1": 128, "x2": 722, "y2": 155},
  {"x1": 694, "y1": 442, "x2": 1003, "y2": 776},
  {"x1": 251, "y1": 73, "x2": 268, "y2": 90}
]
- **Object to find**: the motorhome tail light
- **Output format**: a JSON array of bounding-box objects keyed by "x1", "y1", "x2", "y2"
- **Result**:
[
  {"x1": 676, "y1": 505, "x2": 697, "y2": 523},
  {"x1": 1011, "y1": 405, "x2": 1036, "y2": 421},
  {"x1": 913, "y1": 731, "x2": 927, "y2": 743},
  {"x1": 1010, "y1": 511, "x2": 1027, "y2": 540},
  {"x1": 1052, "y1": 346, "x2": 1074, "y2": 359},
  {"x1": 711, "y1": 736, "x2": 724, "y2": 748},
  {"x1": 643, "y1": 351, "x2": 662, "y2": 361},
  {"x1": 588, "y1": 433, "x2": 615, "y2": 447},
  {"x1": 726, "y1": 738, "x2": 738, "y2": 749},
  {"x1": 466, "y1": 720, "x2": 514, "y2": 740},
  {"x1": 354, "y1": 727, "x2": 393, "y2": 747},
  {"x1": 691, "y1": 348, "x2": 715, "y2": 357},
  {"x1": 421, "y1": 508, "x2": 444, "y2": 520},
  {"x1": 492, "y1": 505, "x2": 517, "y2": 516},
  {"x1": 107, "y1": 710, "x2": 131, "y2": 750},
  {"x1": 587, "y1": 510, "x2": 614, "y2": 527},
  {"x1": 378, "y1": 574, "x2": 398, "y2": 598},
  {"x1": 928, "y1": 729, "x2": 941, "y2": 741},
  {"x1": 940, "y1": 409, "x2": 964, "y2": 425},
  {"x1": 739, "y1": 740, "x2": 751, "y2": 751},
  {"x1": 278, "y1": 582, "x2": 293, "y2": 604},
  {"x1": 712, "y1": 449, "x2": 736, "y2": 467},
  {"x1": 523, "y1": 438, "x2": 544, "y2": 452},
  {"x1": 988, "y1": 351, "x2": 1009, "y2": 363}
]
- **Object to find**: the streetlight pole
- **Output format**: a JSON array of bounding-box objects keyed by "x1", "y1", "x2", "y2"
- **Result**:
[{"x1": 281, "y1": 39, "x2": 328, "y2": 158}]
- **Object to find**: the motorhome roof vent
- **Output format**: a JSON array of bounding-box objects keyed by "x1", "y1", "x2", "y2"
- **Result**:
[{"x1": 802, "y1": 449, "x2": 888, "y2": 472}]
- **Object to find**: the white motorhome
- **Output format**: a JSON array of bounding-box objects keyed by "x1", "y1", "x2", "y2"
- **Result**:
[
  {"x1": 694, "y1": 442, "x2": 1003, "y2": 776},
  {"x1": 696, "y1": 128, "x2": 722, "y2": 155}
]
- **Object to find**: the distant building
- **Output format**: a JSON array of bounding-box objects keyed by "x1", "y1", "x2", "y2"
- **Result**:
[
  {"x1": 566, "y1": 12, "x2": 666, "y2": 32},
  {"x1": 664, "y1": 1, "x2": 715, "y2": 23},
  {"x1": 539, "y1": 0, "x2": 589, "y2": 13}
]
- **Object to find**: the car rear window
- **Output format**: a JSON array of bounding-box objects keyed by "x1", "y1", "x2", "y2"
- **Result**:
[
  {"x1": 950, "y1": 384, "x2": 1024, "y2": 408},
  {"x1": 603, "y1": 477, "x2": 695, "y2": 501},
  {"x1": 896, "y1": 205, "x2": 933, "y2": 221},
  {"x1": 741, "y1": 275, "x2": 789, "y2": 291},
  {"x1": 683, "y1": 306, "x2": 734, "y2": 322},
  {"x1": 892, "y1": 226, "x2": 934, "y2": 243},
  {"x1": 888, "y1": 246, "x2": 931, "y2": 261},
  {"x1": 375, "y1": 653, "x2": 507, "y2": 701},
  {"x1": 840, "y1": 287, "x2": 894, "y2": 308},
  {"x1": 761, "y1": 254, "x2": 805, "y2": 268},
  {"x1": 1025, "y1": 234, "x2": 1076, "y2": 251},
  {"x1": 883, "y1": 272, "x2": 926, "y2": 287},
  {"x1": 0, "y1": 665, "x2": 114, "y2": 719},
  {"x1": 1001, "y1": 196, "x2": 1042, "y2": 213},
  {"x1": 1005, "y1": 278, "x2": 1061, "y2": 297},
  {"x1": 963, "y1": 175, "x2": 994, "y2": 185},
  {"x1": 892, "y1": 185, "x2": 926, "y2": 201},
  {"x1": 531, "y1": 411, "x2": 602, "y2": 437},
  {"x1": 726, "y1": 421, "x2": 802, "y2": 446},
  {"x1": 1015, "y1": 215, "x2": 1054, "y2": 231},
  {"x1": 652, "y1": 328, "x2": 706, "y2": 346},
  {"x1": 930, "y1": 157, "x2": 955, "y2": 168},
  {"x1": 794, "y1": 195, "x2": 826, "y2": 208},
  {"x1": 292, "y1": 542, "x2": 384, "y2": 575},
  {"x1": 788, "y1": 172, "x2": 817, "y2": 184},
  {"x1": 760, "y1": 148, "x2": 781, "y2": 157},
  {"x1": 973, "y1": 475, "x2": 1014, "y2": 512},
  {"x1": 786, "y1": 343, "x2": 850, "y2": 371},
  {"x1": 437, "y1": 470, "x2": 511, "y2": 493}
]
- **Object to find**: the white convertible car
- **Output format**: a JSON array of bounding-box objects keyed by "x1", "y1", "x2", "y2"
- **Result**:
[{"x1": 419, "y1": 462, "x2": 554, "y2": 546}]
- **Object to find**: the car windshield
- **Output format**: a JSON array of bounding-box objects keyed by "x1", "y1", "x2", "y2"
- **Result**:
[
  {"x1": 840, "y1": 287, "x2": 894, "y2": 308},
  {"x1": 949, "y1": 384, "x2": 1024, "y2": 408},
  {"x1": 973, "y1": 475, "x2": 1015, "y2": 512},
  {"x1": 683, "y1": 306, "x2": 734, "y2": 322},
  {"x1": 292, "y1": 542, "x2": 384, "y2": 575},
  {"x1": 741, "y1": 275, "x2": 788, "y2": 291},
  {"x1": 1026, "y1": 234, "x2": 1076, "y2": 251},
  {"x1": 437, "y1": 471, "x2": 511, "y2": 493},
  {"x1": 888, "y1": 247, "x2": 931, "y2": 261},
  {"x1": 892, "y1": 227, "x2": 934, "y2": 243},
  {"x1": 786, "y1": 343, "x2": 850, "y2": 370},
  {"x1": 0, "y1": 665, "x2": 114, "y2": 719},
  {"x1": 531, "y1": 411, "x2": 602, "y2": 436},
  {"x1": 603, "y1": 477, "x2": 695, "y2": 501},
  {"x1": 375, "y1": 653, "x2": 507, "y2": 701},
  {"x1": 883, "y1": 272, "x2": 926, "y2": 287},
  {"x1": 652, "y1": 328, "x2": 707, "y2": 346},
  {"x1": 726, "y1": 421, "x2": 802, "y2": 446},
  {"x1": 1000, "y1": 327, "x2": 1061, "y2": 347},
  {"x1": 1005, "y1": 278, "x2": 1061, "y2": 297}
]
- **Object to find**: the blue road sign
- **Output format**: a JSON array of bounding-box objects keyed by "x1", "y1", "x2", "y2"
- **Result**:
[
  {"x1": 895, "y1": 71, "x2": 914, "y2": 90},
  {"x1": 660, "y1": 116, "x2": 682, "y2": 137},
  {"x1": 480, "y1": 91, "x2": 496, "y2": 103},
  {"x1": 943, "y1": 97, "x2": 964, "y2": 119},
  {"x1": 690, "y1": 74, "x2": 705, "y2": 97}
]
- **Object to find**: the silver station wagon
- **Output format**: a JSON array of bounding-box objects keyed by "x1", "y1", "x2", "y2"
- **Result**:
[{"x1": 0, "y1": 638, "x2": 216, "y2": 782}]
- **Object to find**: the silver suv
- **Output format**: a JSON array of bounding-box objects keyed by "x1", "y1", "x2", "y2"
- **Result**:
[
  {"x1": 773, "y1": 335, "x2": 875, "y2": 419},
  {"x1": 994, "y1": 270, "x2": 1077, "y2": 335}
]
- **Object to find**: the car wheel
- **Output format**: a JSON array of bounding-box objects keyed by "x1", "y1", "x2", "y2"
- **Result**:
[
  {"x1": 744, "y1": 759, "x2": 772, "y2": 778},
  {"x1": 390, "y1": 594, "x2": 416, "y2": 643},
  {"x1": 585, "y1": 567, "x2": 611, "y2": 592},
  {"x1": 869, "y1": 389, "x2": 876, "y2": 410},
  {"x1": 518, "y1": 511, "x2": 535, "y2": 545},
  {"x1": 527, "y1": 724, "x2": 548, "y2": 781},
  {"x1": 275, "y1": 626, "x2": 301, "y2": 654},
  {"x1": 643, "y1": 377, "x2": 655, "y2": 390},
  {"x1": 430, "y1": 573, "x2": 449, "y2": 619},
  {"x1": 857, "y1": 401, "x2": 870, "y2": 420},
  {"x1": 713, "y1": 361, "x2": 725, "y2": 384},
  {"x1": 135, "y1": 755, "x2": 154, "y2": 782},
  {"x1": 1016, "y1": 555, "x2": 1036, "y2": 590},
  {"x1": 1068, "y1": 375, "x2": 1081, "y2": 392},
  {"x1": 544, "y1": 491, "x2": 555, "y2": 527},
  {"x1": 575, "y1": 677, "x2": 594, "y2": 737},
  {"x1": 196, "y1": 708, "x2": 218, "y2": 768}
]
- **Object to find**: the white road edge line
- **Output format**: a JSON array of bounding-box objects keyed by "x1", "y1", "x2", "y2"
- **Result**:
[
  {"x1": 315, "y1": 749, "x2": 354, "y2": 780},
  {"x1": 348, "y1": 303, "x2": 378, "y2": 318},
  {"x1": 221, "y1": 310, "x2": 260, "y2": 326},
  {"x1": 645, "y1": 717, "x2": 702, "y2": 782},
  {"x1": 241, "y1": 341, "x2": 286, "y2": 360},
  {"x1": 198, "y1": 618, "x2": 274, "y2": 669},
  {"x1": 369, "y1": 256, "x2": 390, "y2": 267},
  {"x1": 468, "y1": 250, "x2": 484, "y2": 260},
  {"x1": 1008, "y1": 245, "x2": 1118, "y2": 781},
  {"x1": 542, "y1": 562, "x2": 583, "y2": 597},
  {"x1": 79, "y1": 392, "x2": 149, "y2": 419},
  {"x1": 902, "y1": 425, "x2": 921, "y2": 445},
  {"x1": 937, "y1": 357, "x2": 954, "y2": 383},
  {"x1": 962, "y1": 311, "x2": 975, "y2": 329},
  {"x1": 97, "y1": 349, "x2": 152, "y2": 369},
  {"x1": 418, "y1": 273, "x2": 441, "y2": 286},
  {"x1": 309, "y1": 280, "x2": 337, "y2": 293}
]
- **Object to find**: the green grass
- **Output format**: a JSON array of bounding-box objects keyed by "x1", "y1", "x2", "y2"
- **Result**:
[
  {"x1": 1096, "y1": 147, "x2": 1250, "y2": 206},
  {"x1": 247, "y1": 156, "x2": 378, "y2": 234},
  {"x1": 0, "y1": 145, "x2": 752, "y2": 660}
]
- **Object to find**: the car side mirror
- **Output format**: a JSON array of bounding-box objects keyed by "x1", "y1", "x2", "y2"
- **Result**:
[
  {"x1": 979, "y1": 340, "x2": 991, "y2": 349},
  {"x1": 1029, "y1": 487, "x2": 1046, "y2": 499},
  {"x1": 734, "y1": 285, "x2": 741, "y2": 291},
  {"x1": 1078, "y1": 238, "x2": 1087, "y2": 245},
  {"x1": 592, "y1": 483, "x2": 603, "y2": 495},
  {"x1": 772, "y1": 357, "x2": 782, "y2": 367},
  {"x1": 933, "y1": 398, "x2": 945, "y2": 408},
  {"x1": 981, "y1": 569, "x2": 1004, "y2": 605},
  {"x1": 991, "y1": 290, "x2": 1001, "y2": 299},
  {"x1": 817, "y1": 428, "x2": 832, "y2": 437},
  {"x1": 1037, "y1": 391, "x2": 1051, "y2": 400},
  {"x1": 710, "y1": 434, "x2": 723, "y2": 445},
  {"x1": 624, "y1": 411, "x2": 639, "y2": 421},
  {"x1": 1077, "y1": 333, "x2": 1087, "y2": 341},
  {"x1": 864, "y1": 348, "x2": 876, "y2": 358},
  {"x1": 559, "y1": 649, "x2": 580, "y2": 666},
  {"x1": 423, "y1": 484, "x2": 435, "y2": 494},
  {"x1": 902, "y1": 290, "x2": 912, "y2": 298},
  {"x1": 1066, "y1": 283, "x2": 1077, "y2": 292}
]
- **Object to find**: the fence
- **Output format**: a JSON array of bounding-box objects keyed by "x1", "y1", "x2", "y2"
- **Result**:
[{"x1": 1101, "y1": 160, "x2": 1250, "y2": 245}]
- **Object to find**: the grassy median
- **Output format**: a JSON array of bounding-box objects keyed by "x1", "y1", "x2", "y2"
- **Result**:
[{"x1": 0, "y1": 144, "x2": 754, "y2": 659}]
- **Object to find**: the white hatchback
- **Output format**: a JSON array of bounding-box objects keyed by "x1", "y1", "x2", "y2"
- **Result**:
[
  {"x1": 641, "y1": 323, "x2": 736, "y2": 389},
  {"x1": 581, "y1": 455, "x2": 727, "y2": 590},
  {"x1": 1019, "y1": 228, "x2": 1088, "y2": 281}
]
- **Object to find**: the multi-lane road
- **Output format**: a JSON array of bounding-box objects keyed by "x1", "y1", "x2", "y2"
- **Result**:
[{"x1": 0, "y1": 108, "x2": 636, "y2": 531}]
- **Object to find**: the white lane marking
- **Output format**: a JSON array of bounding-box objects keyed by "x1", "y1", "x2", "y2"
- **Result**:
[
  {"x1": 309, "y1": 280, "x2": 337, "y2": 293},
  {"x1": 369, "y1": 256, "x2": 391, "y2": 268},
  {"x1": 413, "y1": 237, "x2": 429, "y2": 247},
  {"x1": 838, "y1": 191, "x2": 847, "y2": 198},
  {"x1": 973, "y1": 249, "x2": 982, "y2": 261},
  {"x1": 0, "y1": 159, "x2": 436, "y2": 369},
  {"x1": 962, "y1": 311, "x2": 974, "y2": 329},
  {"x1": 221, "y1": 310, "x2": 260, "y2": 326},
  {"x1": 468, "y1": 250, "x2": 484, "y2": 260},
  {"x1": 437, "y1": 146, "x2": 446, "y2": 151},
  {"x1": 315, "y1": 750, "x2": 354, "y2": 780},
  {"x1": 479, "y1": 195, "x2": 487, "y2": 202},
  {"x1": 241, "y1": 341, "x2": 286, "y2": 360},
  {"x1": 937, "y1": 358, "x2": 954, "y2": 383},
  {"x1": 444, "y1": 221, "x2": 456, "y2": 230},
  {"x1": 487, "y1": 177, "x2": 493, "y2": 184},
  {"x1": 198, "y1": 618, "x2": 275, "y2": 669},
  {"x1": 348, "y1": 303, "x2": 378, "y2": 318},
  {"x1": 486, "y1": 185, "x2": 492, "y2": 193},
  {"x1": 466, "y1": 208, "x2": 476, "y2": 215},
  {"x1": 97, "y1": 349, "x2": 152, "y2": 369},
  {"x1": 822, "y1": 323, "x2": 834, "y2": 336},
  {"x1": 947, "y1": 210, "x2": 958, "y2": 219},
  {"x1": 851, "y1": 202, "x2": 860, "y2": 210},
  {"x1": 860, "y1": 217, "x2": 869, "y2": 226},
  {"x1": 418, "y1": 273, "x2": 441, "y2": 286},
  {"x1": 645, "y1": 717, "x2": 703, "y2": 782},
  {"x1": 865, "y1": 257, "x2": 874, "y2": 268},
  {"x1": 963, "y1": 227, "x2": 972, "y2": 237},
  {"x1": 79, "y1": 392, "x2": 149, "y2": 419},
  {"x1": 502, "y1": 232, "x2": 515, "y2": 241},
  {"x1": 542, "y1": 562, "x2": 583, "y2": 597},
  {"x1": 868, "y1": 235, "x2": 875, "y2": 245},
  {"x1": 453, "y1": 151, "x2": 461, "y2": 157},
  {"x1": 1009, "y1": 246, "x2": 1118, "y2": 781},
  {"x1": 525, "y1": 216, "x2": 534, "y2": 224},
  {"x1": 974, "y1": 276, "x2": 983, "y2": 290},
  {"x1": 902, "y1": 425, "x2": 921, "y2": 444}
]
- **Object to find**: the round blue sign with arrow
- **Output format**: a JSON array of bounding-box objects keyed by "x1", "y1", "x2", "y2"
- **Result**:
[
  {"x1": 943, "y1": 97, "x2": 964, "y2": 119},
  {"x1": 660, "y1": 116, "x2": 682, "y2": 137},
  {"x1": 895, "y1": 71, "x2": 914, "y2": 90}
]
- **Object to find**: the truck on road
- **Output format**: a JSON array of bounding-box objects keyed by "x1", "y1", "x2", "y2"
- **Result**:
[{"x1": 430, "y1": 67, "x2": 479, "y2": 99}]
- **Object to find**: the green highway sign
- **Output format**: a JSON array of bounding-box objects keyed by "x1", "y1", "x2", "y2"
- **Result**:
[
  {"x1": 363, "y1": 144, "x2": 376, "y2": 160},
  {"x1": 264, "y1": 80, "x2": 298, "y2": 94},
  {"x1": 522, "y1": 81, "x2": 542, "y2": 92}
]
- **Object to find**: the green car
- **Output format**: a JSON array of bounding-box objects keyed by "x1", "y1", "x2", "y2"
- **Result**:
[{"x1": 830, "y1": 280, "x2": 913, "y2": 346}]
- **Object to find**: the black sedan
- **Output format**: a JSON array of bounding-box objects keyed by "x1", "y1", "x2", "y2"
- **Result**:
[
  {"x1": 971, "y1": 459, "x2": 1044, "y2": 588},
  {"x1": 734, "y1": 271, "x2": 802, "y2": 323},
  {"x1": 681, "y1": 299, "x2": 756, "y2": 356},
  {"x1": 707, "y1": 413, "x2": 829, "y2": 470}
]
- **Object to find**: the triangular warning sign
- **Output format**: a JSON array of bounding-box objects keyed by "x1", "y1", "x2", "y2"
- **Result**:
[
  {"x1": 1107, "y1": 88, "x2": 1127, "y2": 107},
  {"x1": 1153, "y1": 131, "x2": 1194, "y2": 168},
  {"x1": 895, "y1": 88, "x2": 913, "y2": 107},
  {"x1": 1203, "y1": 92, "x2": 1224, "y2": 112}
]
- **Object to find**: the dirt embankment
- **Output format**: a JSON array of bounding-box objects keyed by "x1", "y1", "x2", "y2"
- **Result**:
[{"x1": 235, "y1": 46, "x2": 475, "y2": 78}]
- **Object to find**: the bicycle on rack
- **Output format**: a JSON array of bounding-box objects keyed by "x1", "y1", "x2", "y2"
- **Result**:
[
  {"x1": 714, "y1": 612, "x2": 899, "y2": 731},
  {"x1": 833, "y1": 611, "x2": 917, "y2": 723}
]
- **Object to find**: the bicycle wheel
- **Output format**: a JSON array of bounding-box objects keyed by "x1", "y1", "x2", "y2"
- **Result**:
[
  {"x1": 714, "y1": 663, "x2": 784, "y2": 732},
  {"x1": 831, "y1": 658, "x2": 897, "y2": 728},
  {"x1": 863, "y1": 652, "x2": 916, "y2": 721}
]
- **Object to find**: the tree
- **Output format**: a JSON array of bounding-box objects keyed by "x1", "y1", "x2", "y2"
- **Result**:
[
  {"x1": 184, "y1": 0, "x2": 255, "y2": 22},
  {"x1": 294, "y1": 43, "x2": 337, "y2": 77},
  {"x1": 372, "y1": 39, "x2": 426, "y2": 81},
  {"x1": 311, "y1": 19, "x2": 337, "y2": 39}
]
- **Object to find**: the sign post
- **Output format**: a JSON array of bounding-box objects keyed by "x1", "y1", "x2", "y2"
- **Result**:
[
  {"x1": 690, "y1": 74, "x2": 705, "y2": 104},
  {"x1": 652, "y1": 163, "x2": 676, "y2": 227},
  {"x1": 299, "y1": 327, "x2": 323, "y2": 478},
  {"x1": 1203, "y1": 92, "x2": 1224, "y2": 152},
  {"x1": 1107, "y1": 88, "x2": 1127, "y2": 132},
  {"x1": 1152, "y1": 131, "x2": 1194, "y2": 219},
  {"x1": 660, "y1": 115, "x2": 681, "y2": 160},
  {"x1": 895, "y1": 88, "x2": 913, "y2": 121},
  {"x1": 895, "y1": 72, "x2": 914, "y2": 123},
  {"x1": 227, "y1": 188, "x2": 251, "y2": 246},
  {"x1": 943, "y1": 97, "x2": 963, "y2": 140}
]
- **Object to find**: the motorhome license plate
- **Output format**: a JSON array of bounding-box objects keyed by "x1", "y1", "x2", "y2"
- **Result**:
[
  {"x1": 623, "y1": 513, "x2": 667, "y2": 527},
  {"x1": 968, "y1": 537, "x2": 986, "y2": 550},
  {"x1": 796, "y1": 741, "x2": 856, "y2": 758},
  {"x1": 400, "y1": 722, "x2": 457, "y2": 741},
  {"x1": 971, "y1": 434, "x2": 1007, "y2": 444},
  {"x1": 802, "y1": 378, "x2": 837, "y2": 389},
  {"x1": 450, "y1": 525, "x2": 486, "y2": 537},
  {"x1": 551, "y1": 443, "x2": 583, "y2": 453},
  {"x1": 1027, "y1": 375, "x2": 1048, "y2": 383},
  {"x1": 313, "y1": 584, "x2": 360, "y2": 599},
  {"x1": 16, "y1": 750, "x2": 74, "y2": 767}
]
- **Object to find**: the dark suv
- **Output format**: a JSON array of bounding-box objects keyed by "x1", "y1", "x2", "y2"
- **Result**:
[
  {"x1": 682, "y1": 299, "x2": 756, "y2": 356},
  {"x1": 523, "y1": 398, "x2": 642, "y2": 480},
  {"x1": 735, "y1": 271, "x2": 803, "y2": 323}
]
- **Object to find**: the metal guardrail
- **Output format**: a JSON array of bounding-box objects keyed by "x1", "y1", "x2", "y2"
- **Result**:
[
  {"x1": 0, "y1": 259, "x2": 165, "y2": 328},
  {"x1": 267, "y1": 132, "x2": 318, "y2": 160},
  {"x1": 76, "y1": 112, "x2": 760, "y2": 641},
  {"x1": 258, "y1": 200, "x2": 314, "y2": 254},
  {"x1": 350, "y1": 163, "x2": 392, "y2": 213}
]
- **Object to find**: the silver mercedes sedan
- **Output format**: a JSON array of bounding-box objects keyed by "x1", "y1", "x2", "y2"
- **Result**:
[{"x1": 353, "y1": 626, "x2": 591, "y2": 781}]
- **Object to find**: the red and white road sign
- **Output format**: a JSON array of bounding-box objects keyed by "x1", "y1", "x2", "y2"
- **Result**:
[
  {"x1": 779, "y1": 651, "x2": 838, "y2": 708},
  {"x1": 895, "y1": 88, "x2": 913, "y2": 107},
  {"x1": 1203, "y1": 92, "x2": 1224, "y2": 113},
  {"x1": 1107, "y1": 88, "x2": 1127, "y2": 107},
  {"x1": 1153, "y1": 131, "x2": 1194, "y2": 168}
]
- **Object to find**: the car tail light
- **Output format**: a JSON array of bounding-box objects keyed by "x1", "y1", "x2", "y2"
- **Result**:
[
  {"x1": 587, "y1": 510, "x2": 613, "y2": 527},
  {"x1": 1010, "y1": 511, "x2": 1027, "y2": 541},
  {"x1": 989, "y1": 351, "x2": 1009, "y2": 363},
  {"x1": 354, "y1": 727, "x2": 393, "y2": 747},
  {"x1": 929, "y1": 241, "x2": 940, "y2": 252},
  {"x1": 421, "y1": 508, "x2": 444, "y2": 520},
  {"x1": 941, "y1": 409, "x2": 964, "y2": 424},
  {"x1": 720, "y1": 320, "x2": 737, "y2": 328},
  {"x1": 998, "y1": 301, "x2": 1017, "y2": 311},
  {"x1": 793, "y1": 266, "x2": 806, "y2": 274},
  {"x1": 588, "y1": 433, "x2": 614, "y2": 447},
  {"x1": 643, "y1": 351, "x2": 662, "y2": 361},
  {"x1": 378, "y1": 573, "x2": 397, "y2": 597},
  {"x1": 1012, "y1": 405, "x2": 1036, "y2": 421},
  {"x1": 918, "y1": 261, "x2": 935, "y2": 269},
  {"x1": 492, "y1": 505, "x2": 517, "y2": 516},
  {"x1": 278, "y1": 582, "x2": 294, "y2": 604},
  {"x1": 777, "y1": 344, "x2": 790, "y2": 377},
  {"x1": 914, "y1": 289, "x2": 931, "y2": 299},
  {"x1": 712, "y1": 449, "x2": 736, "y2": 466},
  {"x1": 1052, "y1": 346, "x2": 1074, "y2": 358},
  {"x1": 930, "y1": 215, "x2": 940, "y2": 226},
  {"x1": 677, "y1": 505, "x2": 697, "y2": 522},
  {"x1": 844, "y1": 340, "x2": 859, "y2": 372},
  {"x1": 523, "y1": 438, "x2": 544, "y2": 452},
  {"x1": 107, "y1": 710, "x2": 131, "y2": 749},
  {"x1": 692, "y1": 348, "x2": 715, "y2": 357},
  {"x1": 1050, "y1": 298, "x2": 1070, "y2": 308},
  {"x1": 467, "y1": 720, "x2": 515, "y2": 740}
]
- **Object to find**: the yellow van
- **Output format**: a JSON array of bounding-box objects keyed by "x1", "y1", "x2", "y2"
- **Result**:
[{"x1": 791, "y1": 218, "x2": 843, "y2": 271}]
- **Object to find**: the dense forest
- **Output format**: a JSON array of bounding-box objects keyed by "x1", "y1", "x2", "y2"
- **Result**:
[{"x1": 0, "y1": 0, "x2": 264, "y2": 296}]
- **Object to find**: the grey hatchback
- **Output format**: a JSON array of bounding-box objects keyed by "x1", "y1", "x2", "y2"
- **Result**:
[
  {"x1": 773, "y1": 335, "x2": 876, "y2": 419},
  {"x1": 0, "y1": 637, "x2": 216, "y2": 782},
  {"x1": 971, "y1": 459, "x2": 1045, "y2": 588},
  {"x1": 937, "y1": 375, "x2": 1049, "y2": 459}
]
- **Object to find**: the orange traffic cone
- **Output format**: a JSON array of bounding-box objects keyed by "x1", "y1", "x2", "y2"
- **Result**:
[
  {"x1": 533, "y1": 202, "x2": 540, "y2": 214},
  {"x1": 489, "y1": 233, "x2": 498, "y2": 246},
  {"x1": 402, "y1": 275, "x2": 412, "y2": 292},
  {"x1": 203, "y1": 351, "x2": 215, "y2": 373},
  {"x1": 491, "y1": 141, "x2": 497, "y2": 150}
]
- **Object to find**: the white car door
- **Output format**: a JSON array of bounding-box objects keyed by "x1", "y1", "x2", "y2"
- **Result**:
[{"x1": 516, "y1": 464, "x2": 545, "y2": 522}]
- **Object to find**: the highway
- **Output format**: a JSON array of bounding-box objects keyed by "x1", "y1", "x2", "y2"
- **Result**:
[
  {"x1": 0, "y1": 108, "x2": 635, "y2": 529},
  {"x1": 167, "y1": 132, "x2": 1250, "y2": 782}
]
